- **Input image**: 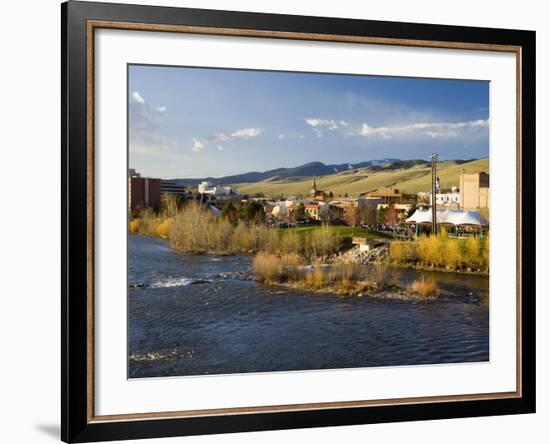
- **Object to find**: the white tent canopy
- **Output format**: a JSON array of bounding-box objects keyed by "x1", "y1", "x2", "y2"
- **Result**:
[
  {"x1": 208, "y1": 205, "x2": 222, "y2": 217},
  {"x1": 405, "y1": 208, "x2": 488, "y2": 226}
]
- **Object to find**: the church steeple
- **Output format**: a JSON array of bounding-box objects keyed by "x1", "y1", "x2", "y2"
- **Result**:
[{"x1": 310, "y1": 178, "x2": 317, "y2": 195}]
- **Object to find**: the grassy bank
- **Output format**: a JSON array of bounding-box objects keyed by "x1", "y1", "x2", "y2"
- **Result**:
[
  {"x1": 252, "y1": 252, "x2": 440, "y2": 299},
  {"x1": 130, "y1": 202, "x2": 359, "y2": 258},
  {"x1": 389, "y1": 234, "x2": 489, "y2": 272}
]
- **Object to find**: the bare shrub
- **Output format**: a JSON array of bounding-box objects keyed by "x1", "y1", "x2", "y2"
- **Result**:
[
  {"x1": 306, "y1": 225, "x2": 340, "y2": 258},
  {"x1": 129, "y1": 219, "x2": 140, "y2": 234},
  {"x1": 410, "y1": 276, "x2": 440, "y2": 297},
  {"x1": 389, "y1": 241, "x2": 416, "y2": 263},
  {"x1": 154, "y1": 219, "x2": 172, "y2": 238},
  {"x1": 279, "y1": 230, "x2": 303, "y2": 255},
  {"x1": 252, "y1": 253, "x2": 281, "y2": 283}
]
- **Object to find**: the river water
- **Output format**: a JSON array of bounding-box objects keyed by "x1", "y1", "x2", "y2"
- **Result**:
[{"x1": 128, "y1": 235, "x2": 489, "y2": 378}]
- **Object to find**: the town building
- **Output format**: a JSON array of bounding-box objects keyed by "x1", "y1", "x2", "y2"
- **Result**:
[
  {"x1": 160, "y1": 179, "x2": 187, "y2": 197},
  {"x1": 418, "y1": 187, "x2": 460, "y2": 208},
  {"x1": 271, "y1": 202, "x2": 289, "y2": 219},
  {"x1": 198, "y1": 181, "x2": 235, "y2": 196},
  {"x1": 459, "y1": 171, "x2": 490, "y2": 210},
  {"x1": 304, "y1": 203, "x2": 322, "y2": 220},
  {"x1": 436, "y1": 191, "x2": 460, "y2": 207},
  {"x1": 308, "y1": 179, "x2": 327, "y2": 201},
  {"x1": 366, "y1": 187, "x2": 416, "y2": 204},
  {"x1": 129, "y1": 175, "x2": 161, "y2": 213},
  {"x1": 377, "y1": 203, "x2": 414, "y2": 222},
  {"x1": 329, "y1": 197, "x2": 374, "y2": 224},
  {"x1": 327, "y1": 204, "x2": 344, "y2": 221}
]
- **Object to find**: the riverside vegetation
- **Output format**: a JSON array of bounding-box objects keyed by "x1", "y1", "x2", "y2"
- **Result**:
[
  {"x1": 130, "y1": 200, "x2": 351, "y2": 258},
  {"x1": 130, "y1": 199, "x2": 487, "y2": 300},
  {"x1": 252, "y1": 252, "x2": 441, "y2": 300},
  {"x1": 388, "y1": 231, "x2": 489, "y2": 273}
]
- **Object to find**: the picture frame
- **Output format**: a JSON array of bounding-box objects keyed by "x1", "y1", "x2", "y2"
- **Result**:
[{"x1": 61, "y1": 1, "x2": 536, "y2": 442}]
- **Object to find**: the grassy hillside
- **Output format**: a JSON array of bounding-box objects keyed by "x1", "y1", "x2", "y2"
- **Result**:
[
  {"x1": 233, "y1": 158, "x2": 489, "y2": 197},
  {"x1": 396, "y1": 158, "x2": 489, "y2": 194}
]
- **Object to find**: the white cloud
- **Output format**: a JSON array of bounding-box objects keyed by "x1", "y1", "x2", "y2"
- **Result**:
[
  {"x1": 305, "y1": 118, "x2": 348, "y2": 137},
  {"x1": 359, "y1": 119, "x2": 489, "y2": 140},
  {"x1": 425, "y1": 130, "x2": 458, "y2": 139},
  {"x1": 131, "y1": 91, "x2": 145, "y2": 104},
  {"x1": 305, "y1": 118, "x2": 326, "y2": 127},
  {"x1": 231, "y1": 128, "x2": 262, "y2": 139},
  {"x1": 278, "y1": 134, "x2": 285, "y2": 140},
  {"x1": 191, "y1": 126, "x2": 262, "y2": 151},
  {"x1": 155, "y1": 106, "x2": 167, "y2": 113},
  {"x1": 212, "y1": 133, "x2": 230, "y2": 142},
  {"x1": 192, "y1": 138, "x2": 205, "y2": 152},
  {"x1": 359, "y1": 123, "x2": 392, "y2": 139}
]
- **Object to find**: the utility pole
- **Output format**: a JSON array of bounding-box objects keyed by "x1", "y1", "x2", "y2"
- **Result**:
[{"x1": 431, "y1": 153, "x2": 438, "y2": 235}]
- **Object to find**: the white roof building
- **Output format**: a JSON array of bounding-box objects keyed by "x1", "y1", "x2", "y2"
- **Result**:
[
  {"x1": 271, "y1": 203, "x2": 288, "y2": 217},
  {"x1": 405, "y1": 208, "x2": 488, "y2": 226}
]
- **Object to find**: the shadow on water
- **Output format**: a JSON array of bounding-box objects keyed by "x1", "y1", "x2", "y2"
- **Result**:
[{"x1": 128, "y1": 235, "x2": 489, "y2": 378}]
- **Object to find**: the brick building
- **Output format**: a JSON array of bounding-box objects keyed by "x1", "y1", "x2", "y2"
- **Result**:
[{"x1": 129, "y1": 176, "x2": 161, "y2": 213}]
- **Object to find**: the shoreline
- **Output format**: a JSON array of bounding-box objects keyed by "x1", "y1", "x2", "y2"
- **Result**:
[
  {"x1": 331, "y1": 244, "x2": 489, "y2": 276},
  {"x1": 131, "y1": 232, "x2": 488, "y2": 276},
  {"x1": 257, "y1": 279, "x2": 442, "y2": 303},
  {"x1": 129, "y1": 235, "x2": 487, "y2": 303}
]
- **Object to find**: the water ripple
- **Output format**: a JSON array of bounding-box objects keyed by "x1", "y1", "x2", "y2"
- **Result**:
[{"x1": 128, "y1": 235, "x2": 489, "y2": 378}]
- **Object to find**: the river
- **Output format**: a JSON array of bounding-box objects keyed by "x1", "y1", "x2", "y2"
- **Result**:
[{"x1": 128, "y1": 235, "x2": 489, "y2": 378}]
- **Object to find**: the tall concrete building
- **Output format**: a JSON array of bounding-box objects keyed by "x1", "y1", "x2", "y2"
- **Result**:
[{"x1": 459, "y1": 171, "x2": 490, "y2": 210}]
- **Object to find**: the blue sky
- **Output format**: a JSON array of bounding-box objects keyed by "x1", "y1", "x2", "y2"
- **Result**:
[{"x1": 129, "y1": 64, "x2": 489, "y2": 179}]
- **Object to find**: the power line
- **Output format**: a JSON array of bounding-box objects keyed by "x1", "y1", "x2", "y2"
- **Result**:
[{"x1": 431, "y1": 153, "x2": 438, "y2": 235}]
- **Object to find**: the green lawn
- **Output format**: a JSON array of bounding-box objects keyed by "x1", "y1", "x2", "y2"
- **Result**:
[{"x1": 278, "y1": 225, "x2": 388, "y2": 239}]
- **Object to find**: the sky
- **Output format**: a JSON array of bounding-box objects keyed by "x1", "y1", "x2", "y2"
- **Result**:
[{"x1": 128, "y1": 64, "x2": 489, "y2": 179}]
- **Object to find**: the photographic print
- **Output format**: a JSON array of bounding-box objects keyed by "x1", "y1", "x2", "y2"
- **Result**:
[
  {"x1": 62, "y1": 4, "x2": 535, "y2": 440},
  {"x1": 127, "y1": 65, "x2": 490, "y2": 379}
]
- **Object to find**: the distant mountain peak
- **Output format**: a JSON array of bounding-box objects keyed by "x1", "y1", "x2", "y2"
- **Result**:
[{"x1": 172, "y1": 158, "x2": 475, "y2": 187}]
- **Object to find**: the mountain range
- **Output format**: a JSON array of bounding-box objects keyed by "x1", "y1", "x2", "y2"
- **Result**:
[{"x1": 171, "y1": 158, "x2": 469, "y2": 186}]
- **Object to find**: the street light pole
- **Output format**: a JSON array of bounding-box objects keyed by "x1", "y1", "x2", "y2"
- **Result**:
[{"x1": 431, "y1": 153, "x2": 438, "y2": 235}]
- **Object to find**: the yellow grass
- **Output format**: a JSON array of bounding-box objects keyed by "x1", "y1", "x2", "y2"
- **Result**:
[
  {"x1": 130, "y1": 209, "x2": 167, "y2": 237},
  {"x1": 129, "y1": 219, "x2": 140, "y2": 234},
  {"x1": 154, "y1": 219, "x2": 171, "y2": 238},
  {"x1": 389, "y1": 234, "x2": 488, "y2": 272},
  {"x1": 305, "y1": 226, "x2": 341, "y2": 258},
  {"x1": 279, "y1": 230, "x2": 303, "y2": 255},
  {"x1": 410, "y1": 277, "x2": 440, "y2": 297},
  {"x1": 252, "y1": 252, "x2": 282, "y2": 283},
  {"x1": 253, "y1": 252, "x2": 360, "y2": 289},
  {"x1": 397, "y1": 158, "x2": 489, "y2": 194},
  {"x1": 232, "y1": 158, "x2": 489, "y2": 197},
  {"x1": 131, "y1": 202, "x2": 345, "y2": 257},
  {"x1": 279, "y1": 253, "x2": 305, "y2": 268},
  {"x1": 389, "y1": 241, "x2": 416, "y2": 264}
]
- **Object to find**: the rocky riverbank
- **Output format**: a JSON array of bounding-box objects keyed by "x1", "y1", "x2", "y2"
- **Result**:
[
  {"x1": 331, "y1": 244, "x2": 389, "y2": 265},
  {"x1": 331, "y1": 244, "x2": 488, "y2": 275},
  {"x1": 261, "y1": 279, "x2": 442, "y2": 303}
]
